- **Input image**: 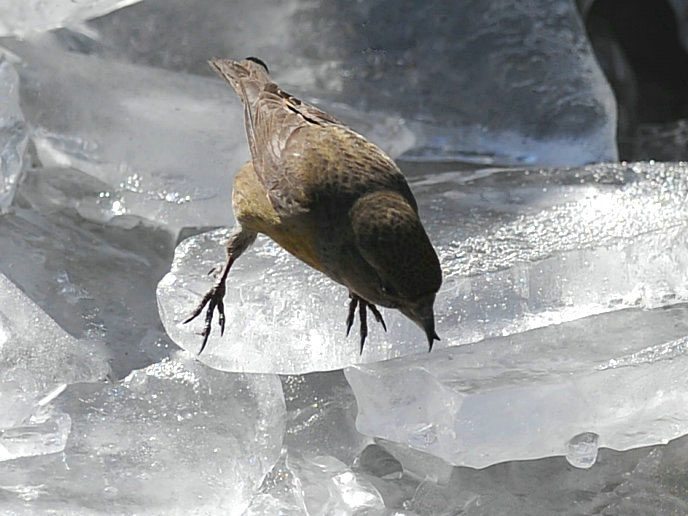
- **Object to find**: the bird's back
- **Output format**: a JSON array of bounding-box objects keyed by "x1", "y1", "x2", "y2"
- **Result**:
[
  {"x1": 209, "y1": 58, "x2": 415, "y2": 217},
  {"x1": 212, "y1": 58, "x2": 441, "y2": 312}
]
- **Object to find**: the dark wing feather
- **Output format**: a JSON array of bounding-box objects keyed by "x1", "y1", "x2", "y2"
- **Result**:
[
  {"x1": 211, "y1": 58, "x2": 416, "y2": 217},
  {"x1": 248, "y1": 82, "x2": 342, "y2": 192}
]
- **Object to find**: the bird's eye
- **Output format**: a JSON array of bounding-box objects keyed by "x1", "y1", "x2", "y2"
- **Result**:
[{"x1": 381, "y1": 283, "x2": 398, "y2": 297}]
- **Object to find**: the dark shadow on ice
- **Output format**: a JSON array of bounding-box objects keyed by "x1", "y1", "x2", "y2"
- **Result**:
[
  {"x1": 582, "y1": 0, "x2": 688, "y2": 160},
  {"x1": 1, "y1": 167, "x2": 177, "y2": 379}
]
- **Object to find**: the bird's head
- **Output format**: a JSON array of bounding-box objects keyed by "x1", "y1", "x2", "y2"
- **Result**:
[{"x1": 398, "y1": 292, "x2": 440, "y2": 351}]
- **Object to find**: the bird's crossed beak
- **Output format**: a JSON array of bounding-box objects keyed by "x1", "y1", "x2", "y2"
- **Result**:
[{"x1": 401, "y1": 294, "x2": 440, "y2": 351}]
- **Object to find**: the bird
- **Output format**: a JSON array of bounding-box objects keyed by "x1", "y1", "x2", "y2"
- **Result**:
[{"x1": 184, "y1": 57, "x2": 442, "y2": 355}]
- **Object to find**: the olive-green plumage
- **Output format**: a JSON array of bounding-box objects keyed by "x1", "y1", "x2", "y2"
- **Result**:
[{"x1": 187, "y1": 57, "x2": 442, "y2": 353}]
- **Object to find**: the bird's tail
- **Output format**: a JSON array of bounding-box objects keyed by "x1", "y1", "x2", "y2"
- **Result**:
[{"x1": 208, "y1": 57, "x2": 271, "y2": 106}]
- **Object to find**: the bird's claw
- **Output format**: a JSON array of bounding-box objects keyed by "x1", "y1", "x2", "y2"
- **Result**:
[
  {"x1": 346, "y1": 295, "x2": 358, "y2": 337},
  {"x1": 183, "y1": 281, "x2": 227, "y2": 355},
  {"x1": 367, "y1": 303, "x2": 387, "y2": 332},
  {"x1": 345, "y1": 293, "x2": 386, "y2": 354}
]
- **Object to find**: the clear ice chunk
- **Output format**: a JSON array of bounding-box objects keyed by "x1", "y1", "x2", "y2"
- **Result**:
[
  {"x1": 0, "y1": 404, "x2": 71, "y2": 462},
  {"x1": 0, "y1": 272, "x2": 110, "y2": 394},
  {"x1": 354, "y1": 444, "x2": 403, "y2": 481},
  {"x1": 3, "y1": 167, "x2": 176, "y2": 378},
  {"x1": 87, "y1": 0, "x2": 617, "y2": 166},
  {"x1": 345, "y1": 304, "x2": 688, "y2": 468},
  {"x1": 1, "y1": 36, "x2": 245, "y2": 234},
  {"x1": 0, "y1": 56, "x2": 27, "y2": 213},
  {"x1": 0, "y1": 272, "x2": 110, "y2": 461},
  {"x1": 281, "y1": 371, "x2": 370, "y2": 464},
  {"x1": 0, "y1": 0, "x2": 142, "y2": 37},
  {"x1": 0, "y1": 353, "x2": 286, "y2": 514},
  {"x1": 245, "y1": 450, "x2": 385, "y2": 515},
  {"x1": 158, "y1": 162, "x2": 688, "y2": 373},
  {"x1": 566, "y1": 432, "x2": 599, "y2": 469}
]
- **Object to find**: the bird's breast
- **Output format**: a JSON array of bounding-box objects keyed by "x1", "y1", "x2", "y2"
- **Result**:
[{"x1": 266, "y1": 221, "x2": 325, "y2": 273}]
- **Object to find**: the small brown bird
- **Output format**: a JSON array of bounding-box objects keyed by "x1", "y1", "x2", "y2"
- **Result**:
[{"x1": 185, "y1": 57, "x2": 442, "y2": 354}]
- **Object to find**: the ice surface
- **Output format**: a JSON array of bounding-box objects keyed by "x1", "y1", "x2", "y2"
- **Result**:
[
  {"x1": 346, "y1": 303, "x2": 688, "y2": 468},
  {"x1": 158, "y1": 161, "x2": 688, "y2": 373},
  {"x1": 0, "y1": 353, "x2": 286, "y2": 515},
  {"x1": 0, "y1": 36, "x2": 243, "y2": 234},
  {"x1": 0, "y1": 0, "x2": 141, "y2": 37},
  {"x1": 0, "y1": 272, "x2": 110, "y2": 461},
  {"x1": 281, "y1": 371, "x2": 370, "y2": 464},
  {"x1": 0, "y1": 273, "x2": 110, "y2": 397},
  {"x1": 360, "y1": 434, "x2": 688, "y2": 515},
  {"x1": 0, "y1": 56, "x2": 27, "y2": 213},
  {"x1": 4, "y1": 166, "x2": 176, "y2": 378},
  {"x1": 244, "y1": 450, "x2": 385, "y2": 515},
  {"x1": 86, "y1": 0, "x2": 617, "y2": 166}
]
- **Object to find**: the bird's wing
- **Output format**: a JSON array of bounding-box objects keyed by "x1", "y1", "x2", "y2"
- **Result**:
[
  {"x1": 211, "y1": 58, "x2": 415, "y2": 216},
  {"x1": 351, "y1": 191, "x2": 442, "y2": 301},
  {"x1": 248, "y1": 83, "x2": 343, "y2": 199}
]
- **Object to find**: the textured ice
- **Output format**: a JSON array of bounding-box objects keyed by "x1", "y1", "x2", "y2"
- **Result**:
[
  {"x1": 1, "y1": 36, "x2": 415, "y2": 235},
  {"x1": 0, "y1": 273, "x2": 110, "y2": 398},
  {"x1": 362, "y1": 434, "x2": 688, "y2": 515},
  {"x1": 0, "y1": 56, "x2": 27, "y2": 213},
  {"x1": 86, "y1": 0, "x2": 617, "y2": 166},
  {"x1": 346, "y1": 303, "x2": 688, "y2": 468},
  {"x1": 0, "y1": 273, "x2": 110, "y2": 461},
  {"x1": 281, "y1": 371, "x2": 370, "y2": 464},
  {"x1": 0, "y1": 36, "x2": 243, "y2": 233},
  {"x1": 244, "y1": 450, "x2": 385, "y2": 515},
  {"x1": 566, "y1": 432, "x2": 600, "y2": 469},
  {"x1": 0, "y1": 0, "x2": 141, "y2": 37},
  {"x1": 158, "y1": 161, "x2": 688, "y2": 373},
  {"x1": 4, "y1": 166, "x2": 175, "y2": 378},
  {"x1": 0, "y1": 353, "x2": 286, "y2": 515}
]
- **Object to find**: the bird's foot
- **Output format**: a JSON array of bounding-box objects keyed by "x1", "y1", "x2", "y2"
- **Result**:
[
  {"x1": 183, "y1": 279, "x2": 227, "y2": 355},
  {"x1": 345, "y1": 293, "x2": 387, "y2": 354}
]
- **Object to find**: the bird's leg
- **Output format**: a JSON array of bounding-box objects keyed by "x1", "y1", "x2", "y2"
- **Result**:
[
  {"x1": 183, "y1": 226, "x2": 256, "y2": 354},
  {"x1": 346, "y1": 293, "x2": 358, "y2": 337}
]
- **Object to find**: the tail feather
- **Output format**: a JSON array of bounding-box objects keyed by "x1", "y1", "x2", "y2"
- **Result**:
[
  {"x1": 210, "y1": 57, "x2": 273, "y2": 169},
  {"x1": 208, "y1": 58, "x2": 271, "y2": 106}
]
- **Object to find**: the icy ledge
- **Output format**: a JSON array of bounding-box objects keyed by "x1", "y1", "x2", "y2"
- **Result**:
[
  {"x1": 0, "y1": 56, "x2": 28, "y2": 213},
  {"x1": 0, "y1": 353, "x2": 286, "y2": 514},
  {"x1": 346, "y1": 304, "x2": 688, "y2": 469},
  {"x1": 0, "y1": 0, "x2": 142, "y2": 37},
  {"x1": 157, "y1": 162, "x2": 688, "y2": 374},
  {"x1": 0, "y1": 272, "x2": 110, "y2": 461}
]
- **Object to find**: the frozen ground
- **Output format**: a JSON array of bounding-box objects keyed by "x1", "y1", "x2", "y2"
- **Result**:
[{"x1": 1, "y1": 0, "x2": 688, "y2": 514}]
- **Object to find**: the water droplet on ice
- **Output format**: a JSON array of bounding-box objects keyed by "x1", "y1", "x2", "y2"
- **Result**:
[{"x1": 566, "y1": 432, "x2": 599, "y2": 469}]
